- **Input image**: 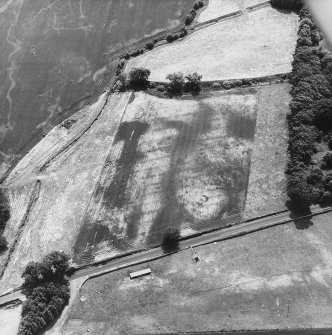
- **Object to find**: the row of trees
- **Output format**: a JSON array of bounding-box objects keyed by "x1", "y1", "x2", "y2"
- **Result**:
[
  {"x1": 114, "y1": 68, "x2": 203, "y2": 95},
  {"x1": 286, "y1": 7, "x2": 332, "y2": 211},
  {"x1": 123, "y1": 1, "x2": 204, "y2": 60},
  {"x1": 18, "y1": 252, "x2": 70, "y2": 335},
  {"x1": 162, "y1": 228, "x2": 181, "y2": 253},
  {"x1": 184, "y1": 0, "x2": 204, "y2": 26},
  {"x1": 166, "y1": 72, "x2": 202, "y2": 95},
  {"x1": 0, "y1": 189, "x2": 10, "y2": 253}
]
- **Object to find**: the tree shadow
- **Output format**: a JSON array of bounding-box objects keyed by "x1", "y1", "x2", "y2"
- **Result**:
[
  {"x1": 270, "y1": 4, "x2": 301, "y2": 15},
  {"x1": 165, "y1": 90, "x2": 182, "y2": 99},
  {"x1": 272, "y1": 8, "x2": 295, "y2": 14},
  {"x1": 161, "y1": 241, "x2": 180, "y2": 255},
  {"x1": 190, "y1": 90, "x2": 201, "y2": 97},
  {"x1": 288, "y1": 206, "x2": 314, "y2": 230}
]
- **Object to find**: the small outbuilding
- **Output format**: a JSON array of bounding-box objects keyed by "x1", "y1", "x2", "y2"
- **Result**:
[{"x1": 129, "y1": 268, "x2": 152, "y2": 279}]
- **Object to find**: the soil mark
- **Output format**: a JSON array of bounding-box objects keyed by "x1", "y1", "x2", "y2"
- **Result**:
[
  {"x1": 102, "y1": 121, "x2": 149, "y2": 209},
  {"x1": 73, "y1": 120, "x2": 149, "y2": 262},
  {"x1": 148, "y1": 104, "x2": 213, "y2": 244},
  {"x1": 227, "y1": 109, "x2": 256, "y2": 140},
  {"x1": 148, "y1": 101, "x2": 257, "y2": 244}
]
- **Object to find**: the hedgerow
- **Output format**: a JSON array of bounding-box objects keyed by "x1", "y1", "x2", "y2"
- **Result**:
[
  {"x1": 166, "y1": 72, "x2": 203, "y2": 95},
  {"x1": 185, "y1": 1, "x2": 204, "y2": 26},
  {"x1": 286, "y1": 6, "x2": 332, "y2": 211}
]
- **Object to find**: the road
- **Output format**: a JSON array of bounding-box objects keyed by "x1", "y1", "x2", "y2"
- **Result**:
[
  {"x1": 71, "y1": 204, "x2": 331, "y2": 280},
  {"x1": 1, "y1": 204, "x2": 331, "y2": 306},
  {"x1": 0, "y1": 290, "x2": 25, "y2": 307}
]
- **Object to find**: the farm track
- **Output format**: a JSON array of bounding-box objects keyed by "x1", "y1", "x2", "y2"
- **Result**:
[
  {"x1": 39, "y1": 89, "x2": 113, "y2": 173},
  {"x1": 73, "y1": 92, "x2": 134, "y2": 260},
  {"x1": 0, "y1": 180, "x2": 41, "y2": 280}
]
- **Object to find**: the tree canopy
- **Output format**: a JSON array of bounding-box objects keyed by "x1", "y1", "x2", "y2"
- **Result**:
[
  {"x1": 128, "y1": 67, "x2": 151, "y2": 89},
  {"x1": 18, "y1": 251, "x2": 70, "y2": 335}
]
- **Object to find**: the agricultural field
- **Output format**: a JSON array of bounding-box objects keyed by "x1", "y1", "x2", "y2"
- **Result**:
[
  {"x1": 244, "y1": 83, "x2": 290, "y2": 218},
  {"x1": 0, "y1": 0, "x2": 194, "y2": 172},
  {"x1": 0, "y1": 2, "x2": 302, "y2": 333},
  {"x1": 0, "y1": 87, "x2": 258, "y2": 291},
  {"x1": 126, "y1": 5, "x2": 298, "y2": 81},
  {"x1": 0, "y1": 80, "x2": 291, "y2": 294},
  {"x1": 197, "y1": 0, "x2": 268, "y2": 23},
  {"x1": 73, "y1": 89, "x2": 258, "y2": 263},
  {"x1": 0, "y1": 182, "x2": 35, "y2": 276},
  {"x1": 62, "y1": 211, "x2": 332, "y2": 334},
  {"x1": 0, "y1": 92, "x2": 132, "y2": 294}
]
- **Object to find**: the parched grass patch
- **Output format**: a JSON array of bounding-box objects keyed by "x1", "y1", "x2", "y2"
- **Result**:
[
  {"x1": 63, "y1": 212, "x2": 332, "y2": 334},
  {"x1": 126, "y1": 6, "x2": 298, "y2": 81},
  {"x1": 244, "y1": 83, "x2": 291, "y2": 218}
]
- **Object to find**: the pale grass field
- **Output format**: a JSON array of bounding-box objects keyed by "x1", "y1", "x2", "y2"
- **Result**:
[
  {"x1": 244, "y1": 83, "x2": 290, "y2": 218},
  {"x1": 0, "y1": 304, "x2": 21, "y2": 335},
  {"x1": 126, "y1": 6, "x2": 298, "y2": 81}
]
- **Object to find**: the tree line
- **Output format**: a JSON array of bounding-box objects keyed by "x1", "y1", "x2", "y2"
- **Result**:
[
  {"x1": 114, "y1": 67, "x2": 202, "y2": 96},
  {"x1": 286, "y1": 6, "x2": 332, "y2": 211},
  {"x1": 18, "y1": 252, "x2": 70, "y2": 335},
  {"x1": 0, "y1": 189, "x2": 10, "y2": 253},
  {"x1": 270, "y1": 0, "x2": 302, "y2": 11}
]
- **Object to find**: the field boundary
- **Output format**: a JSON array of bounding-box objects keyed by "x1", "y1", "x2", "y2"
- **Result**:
[
  {"x1": 39, "y1": 89, "x2": 112, "y2": 173},
  {"x1": 148, "y1": 72, "x2": 290, "y2": 96}
]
